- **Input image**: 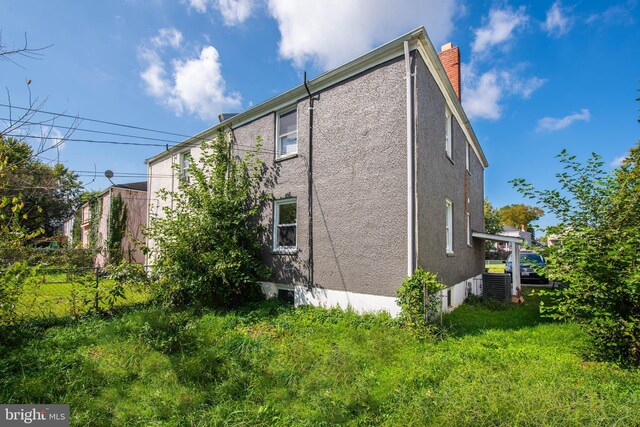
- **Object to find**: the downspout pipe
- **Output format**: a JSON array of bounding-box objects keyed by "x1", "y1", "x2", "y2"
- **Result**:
[
  {"x1": 304, "y1": 72, "x2": 314, "y2": 286},
  {"x1": 404, "y1": 41, "x2": 416, "y2": 276}
]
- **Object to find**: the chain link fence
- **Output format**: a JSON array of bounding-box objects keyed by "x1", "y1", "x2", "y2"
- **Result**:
[{"x1": 1, "y1": 248, "x2": 152, "y2": 325}]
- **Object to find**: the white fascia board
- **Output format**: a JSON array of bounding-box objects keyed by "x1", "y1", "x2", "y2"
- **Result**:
[{"x1": 413, "y1": 30, "x2": 489, "y2": 169}]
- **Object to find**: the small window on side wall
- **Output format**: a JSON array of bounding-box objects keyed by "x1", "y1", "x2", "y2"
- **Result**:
[
  {"x1": 277, "y1": 109, "x2": 298, "y2": 158},
  {"x1": 466, "y1": 211, "x2": 472, "y2": 247},
  {"x1": 446, "y1": 199, "x2": 454, "y2": 254},
  {"x1": 465, "y1": 141, "x2": 470, "y2": 172},
  {"x1": 274, "y1": 198, "x2": 297, "y2": 252},
  {"x1": 180, "y1": 151, "x2": 192, "y2": 182},
  {"x1": 445, "y1": 106, "x2": 452, "y2": 159}
]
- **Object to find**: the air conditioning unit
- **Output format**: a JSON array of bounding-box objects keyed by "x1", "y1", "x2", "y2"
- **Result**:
[{"x1": 482, "y1": 273, "x2": 512, "y2": 302}]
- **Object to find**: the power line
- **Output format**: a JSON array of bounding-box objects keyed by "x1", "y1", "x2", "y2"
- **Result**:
[
  {"x1": 4, "y1": 133, "x2": 168, "y2": 147},
  {"x1": 0, "y1": 117, "x2": 184, "y2": 144},
  {"x1": 6, "y1": 133, "x2": 268, "y2": 154},
  {"x1": 0, "y1": 103, "x2": 193, "y2": 138}
]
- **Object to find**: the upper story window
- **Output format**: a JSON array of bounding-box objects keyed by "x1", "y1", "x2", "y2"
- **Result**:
[
  {"x1": 273, "y1": 198, "x2": 297, "y2": 252},
  {"x1": 445, "y1": 106, "x2": 452, "y2": 160},
  {"x1": 180, "y1": 150, "x2": 192, "y2": 182},
  {"x1": 446, "y1": 198, "x2": 454, "y2": 254},
  {"x1": 277, "y1": 109, "x2": 298, "y2": 158},
  {"x1": 465, "y1": 141, "x2": 470, "y2": 172}
]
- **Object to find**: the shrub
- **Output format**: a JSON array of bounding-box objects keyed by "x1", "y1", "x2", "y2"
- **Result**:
[
  {"x1": 396, "y1": 268, "x2": 444, "y2": 336},
  {"x1": 0, "y1": 262, "x2": 39, "y2": 325},
  {"x1": 145, "y1": 129, "x2": 270, "y2": 308},
  {"x1": 513, "y1": 144, "x2": 640, "y2": 366}
]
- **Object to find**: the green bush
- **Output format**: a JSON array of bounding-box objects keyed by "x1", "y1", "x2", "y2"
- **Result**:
[
  {"x1": 396, "y1": 268, "x2": 444, "y2": 336},
  {"x1": 0, "y1": 262, "x2": 39, "y2": 325},
  {"x1": 145, "y1": 129, "x2": 270, "y2": 308},
  {"x1": 513, "y1": 143, "x2": 640, "y2": 366}
]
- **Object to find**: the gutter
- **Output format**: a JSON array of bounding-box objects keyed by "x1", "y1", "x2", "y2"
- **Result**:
[
  {"x1": 404, "y1": 41, "x2": 415, "y2": 276},
  {"x1": 304, "y1": 72, "x2": 314, "y2": 286}
]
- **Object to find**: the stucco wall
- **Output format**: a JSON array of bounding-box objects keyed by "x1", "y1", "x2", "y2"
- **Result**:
[
  {"x1": 232, "y1": 55, "x2": 409, "y2": 296},
  {"x1": 305, "y1": 56, "x2": 408, "y2": 297},
  {"x1": 414, "y1": 54, "x2": 485, "y2": 287}
]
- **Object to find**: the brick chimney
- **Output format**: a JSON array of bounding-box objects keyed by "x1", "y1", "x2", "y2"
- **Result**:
[{"x1": 438, "y1": 42, "x2": 461, "y2": 100}]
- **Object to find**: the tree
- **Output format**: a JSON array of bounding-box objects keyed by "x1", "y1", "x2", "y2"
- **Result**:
[
  {"x1": 484, "y1": 198, "x2": 503, "y2": 253},
  {"x1": 512, "y1": 144, "x2": 640, "y2": 366},
  {"x1": 0, "y1": 137, "x2": 81, "y2": 236},
  {"x1": 498, "y1": 203, "x2": 543, "y2": 233},
  {"x1": 145, "y1": 129, "x2": 270, "y2": 307},
  {"x1": 106, "y1": 193, "x2": 128, "y2": 264}
]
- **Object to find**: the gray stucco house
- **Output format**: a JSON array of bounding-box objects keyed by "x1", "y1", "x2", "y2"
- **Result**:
[{"x1": 145, "y1": 27, "x2": 488, "y2": 315}]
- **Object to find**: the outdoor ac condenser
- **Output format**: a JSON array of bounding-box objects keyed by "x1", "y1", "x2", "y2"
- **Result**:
[{"x1": 482, "y1": 273, "x2": 512, "y2": 302}]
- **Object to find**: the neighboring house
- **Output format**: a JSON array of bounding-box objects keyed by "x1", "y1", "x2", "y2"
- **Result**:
[
  {"x1": 63, "y1": 182, "x2": 147, "y2": 266},
  {"x1": 146, "y1": 27, "x2": 489, "y2": 314},
  {"x1": 496, "y1": 225, "x2": 533, "y2": 252}
]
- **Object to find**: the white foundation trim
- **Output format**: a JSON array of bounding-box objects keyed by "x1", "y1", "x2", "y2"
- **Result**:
[
  {"x1": 440, "y1": 273, "x2": 483, "y2": 312},
  {"x1": 261, "y1": 274, "x2": 483, "y2": 317},
  {"x1": 260, "y1": 282, "x2": 401, "y2": 317}
]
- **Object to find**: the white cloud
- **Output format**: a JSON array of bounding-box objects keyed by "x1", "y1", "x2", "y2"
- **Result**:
[
  {"x1": 152, "y1": 27, "x2": 184, "y2": 48},
  {"x1": 266, "y1": 0, "x2": 456, "y2": 70},
  {"x1": 462, "y1": 64, "x2": 546, "y2": 120},
  {"x1": 536, "y1": 109, "x2": 590, "y2": 131},
  {"x1": 543, "y1": 1, "x2": 571, "y2": 36},
  {"x1": 462, "y1": 68, "x2": 502, "y2": 120},
  {"x1": 472, "y1": 6, "x2": 528, "y2": 54},
  {"x1": 186, "y1": 0, "x2": 255, "y2": 25},
  {"x1": 586, "y1": 2, "x2": 636, "y2": 26},
  {"x1": 139, "y1": 28, "x2": 242, "y2": 121},
  {"x1": 170, "y1": 46, "x2": 242, "y2": 119},
  {"x1": 611, "y1": 155, "x2": 627, "y2": 167}
]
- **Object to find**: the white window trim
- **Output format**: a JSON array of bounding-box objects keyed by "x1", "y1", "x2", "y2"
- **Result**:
[
  {"x1": 276, "y1": 108, "x2": 298, "y2": 159},
  {"x1": 445, "y1": 106, "x2": 452, "y2": 160},
  {"x1": 179, "y1": 150, "x2": 192, "y2": 182},
  {"x1": 466, "y1": 211, "x2": 472, "y2": 247},
  {"x1": 465, "y1": 141, "x2": 470, "y2": 173},
  {"x1": 273, "y1": 198, "x2": 297, "y2": 253},
  {"x1": 446, "y1": 198, "x2": 454, "y2": 254}
]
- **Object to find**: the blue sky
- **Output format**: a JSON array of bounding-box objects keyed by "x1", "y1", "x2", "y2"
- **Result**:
[{"x1": 1, "y1": 0, "x2": 638, "y2": 230}]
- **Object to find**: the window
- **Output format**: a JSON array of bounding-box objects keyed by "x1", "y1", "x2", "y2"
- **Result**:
[
  {"x1": 274, "y1": 198, "x2": 297, "y2": 251},
  {"x1": 180, "y1": 150, "x2": 192, "y2": 182},
  {"x1": 466, "y1": 211, "x2": 472, "y2": 247},
  {"x1": 277, "y1": 109, "x2": 298, "y2": 158},
  {"x1": 446, "y1": 199, "x2": 453, "y2": 254},
  {"x1": 465, "y1": 141, "x2": 470, "y2": 172},
  {"x1": 445, "y1": 106, "x2": 452, "y2": 159}
]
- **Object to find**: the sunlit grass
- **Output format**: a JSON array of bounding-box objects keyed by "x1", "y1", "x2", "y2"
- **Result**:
[{"x1": 1, "y1": 295, "x2": 638, "y2": 426}]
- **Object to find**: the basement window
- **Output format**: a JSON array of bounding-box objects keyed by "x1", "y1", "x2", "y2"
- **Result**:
[
  {"x1": 276, "y1": 109, "x2": 298, "y2": 159},
  {"x1": 273, "y1": 198, "x2": 297, "y2": 252}
]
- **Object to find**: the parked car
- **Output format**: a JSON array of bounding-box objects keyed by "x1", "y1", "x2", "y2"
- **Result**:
[{"x1": 504, "y1": 251, "x2": 548, "y2": 284}]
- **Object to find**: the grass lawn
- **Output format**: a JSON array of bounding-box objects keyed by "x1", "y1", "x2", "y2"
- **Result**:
[
  {"x1": 16, "y1": 273, "x2": 150, "y2": 319},
  {"x1": 1, "y1": 292, "x2": 639, "y2": 426},
  {"x1": 485, "y1": 261, "x2": 505, "y2": 273}
]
